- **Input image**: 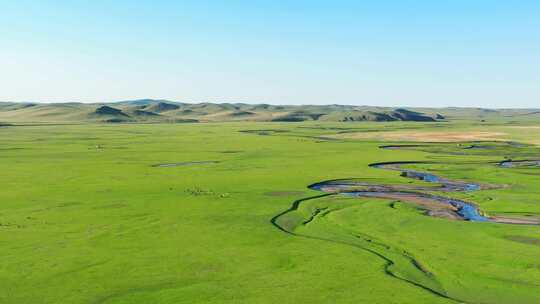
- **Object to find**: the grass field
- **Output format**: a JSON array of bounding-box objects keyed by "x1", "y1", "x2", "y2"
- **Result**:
[{"x1": 1, "y1": 121, "x2": 540, "y2": 303}]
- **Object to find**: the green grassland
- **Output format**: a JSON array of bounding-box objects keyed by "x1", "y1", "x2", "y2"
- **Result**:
[{"x1": 1, "y1": 120, "x2": 540, "y2": 303}]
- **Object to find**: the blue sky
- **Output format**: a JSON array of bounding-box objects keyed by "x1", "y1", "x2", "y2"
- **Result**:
[{"x1": 1, "y1": 1, "x2": 539, "y2": 107}]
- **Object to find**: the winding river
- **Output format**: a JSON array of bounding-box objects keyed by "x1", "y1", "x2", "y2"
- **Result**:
[
  {"x1": 271, "y1": 143, "x2": 540, "y2": 303},
  {"x1": 308, "y1": 154, "x2": 540, "y2": 225}
]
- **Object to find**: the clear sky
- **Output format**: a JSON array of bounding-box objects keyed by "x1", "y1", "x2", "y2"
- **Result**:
[{"x1": 1, "y1": 1, "x2": 539, "y2": 107}]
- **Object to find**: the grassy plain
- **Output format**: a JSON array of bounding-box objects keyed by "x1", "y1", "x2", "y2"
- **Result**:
[{"x1": 1, "y1": 121, "x2": 539, "y2": 303}]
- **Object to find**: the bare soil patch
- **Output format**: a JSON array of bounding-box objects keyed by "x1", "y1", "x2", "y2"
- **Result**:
[
  {"x1": 332, "y1": 131, "x2": 507, "y2": 142},
  {"x1": 152, "y1": 161, "x2": 219, "y2": 167},
  {"x1": 505, "y1": 235, "x2": 540, "y2": 246}
]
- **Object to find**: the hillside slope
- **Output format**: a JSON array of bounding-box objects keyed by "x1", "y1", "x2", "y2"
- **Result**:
[{"x1": 0, "y1": 99, "x2": 537, "y2": 123}]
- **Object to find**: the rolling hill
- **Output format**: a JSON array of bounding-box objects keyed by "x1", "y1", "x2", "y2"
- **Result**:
[{"x1": 0, "y1": 99, "x2": 538, "y2": 124}]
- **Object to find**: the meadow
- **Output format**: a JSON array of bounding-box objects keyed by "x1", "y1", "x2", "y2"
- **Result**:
[{"x1": 1, "y1": 120, "x2": 539, "y2": 304}]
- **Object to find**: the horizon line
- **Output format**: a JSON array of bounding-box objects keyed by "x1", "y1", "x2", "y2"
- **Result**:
[{"x1": 1, "y1": 99, "x2": 539, "y2": 110}]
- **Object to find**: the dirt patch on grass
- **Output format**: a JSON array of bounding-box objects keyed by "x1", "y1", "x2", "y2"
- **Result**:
[
  {"x1": 505, "y1": 235, "x2": 540, "y2": 246},
  {"x1": 332, "y1": 131, "x2": 507, "y2": 142},
  {"x1": 152, "y1": 161, "x2": 219, "y2": 167}
]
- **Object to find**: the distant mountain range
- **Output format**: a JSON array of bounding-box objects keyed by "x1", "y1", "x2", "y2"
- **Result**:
[{"x1": 0, "y1": 99, "x2": 538, "y2": 123}]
